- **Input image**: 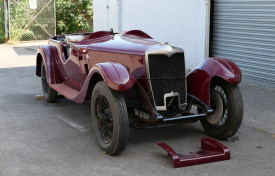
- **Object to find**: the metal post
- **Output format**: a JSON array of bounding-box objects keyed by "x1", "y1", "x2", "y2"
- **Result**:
[
  {"x1": 8, "y1": 0, "x2": 10, "y2": 40},
  {"x1": 205, "y1": 0, "x2": 211, "y2": 58},
  {"x1": 4, "y1": 0, "x2": 8, "y2": 38},
  {"x1": 54, "y1": 0, "x2": 56, "y2": 35}
]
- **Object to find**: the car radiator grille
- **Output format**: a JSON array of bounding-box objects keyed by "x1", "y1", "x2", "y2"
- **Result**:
[{"x1": 148, "y1": 53, "x2": 186, "y2": 107}]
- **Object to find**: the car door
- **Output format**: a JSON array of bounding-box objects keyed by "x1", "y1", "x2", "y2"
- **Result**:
[{"x1": 62, "y1": 44, "x2": 87, "y2": 91}]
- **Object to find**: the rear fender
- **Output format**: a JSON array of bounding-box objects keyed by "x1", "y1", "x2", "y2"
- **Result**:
[
  {"x1": 36, "y1": 46, "x2": 65, "y2": 84},
  {"x1": 187, "y1": 57, "x2": 242, "y2": 106}
]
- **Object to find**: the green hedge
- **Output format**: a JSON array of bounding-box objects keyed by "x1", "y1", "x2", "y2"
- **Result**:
[
  {"x1": 56, "y1": 0, "x2": 93, "y2": 34},
  {"x1": 0, "y1": 1, "x2": 5, "y2": 43}
]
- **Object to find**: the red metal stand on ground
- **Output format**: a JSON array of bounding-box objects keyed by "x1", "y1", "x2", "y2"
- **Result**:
[{"x1": 157, "y1": 137, "x2": 230, "y2": 168}]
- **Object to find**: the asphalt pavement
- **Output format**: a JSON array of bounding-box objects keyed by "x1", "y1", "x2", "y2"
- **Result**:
[{"x1": 0, "y1": 43, "x2": 274, "y2": 176}]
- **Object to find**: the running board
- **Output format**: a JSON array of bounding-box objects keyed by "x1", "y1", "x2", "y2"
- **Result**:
[
  {"x1": 157, "y1": 137, "x2": 230, "y2": 168},
  {"x1": 162, "y1": 114, "x2": 206, "y2": 122},
  {"x1": 50, "y1": 83, "x2": 79, "y2": 100}
]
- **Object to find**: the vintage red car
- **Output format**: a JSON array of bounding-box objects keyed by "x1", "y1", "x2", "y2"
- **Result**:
[{"x1": 36, "y1": 30, "x2": 243, "y2": 155}]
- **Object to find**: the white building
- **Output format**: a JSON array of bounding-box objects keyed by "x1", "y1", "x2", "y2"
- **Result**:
[{"x1": 93, "y1": 0, "x2": 275, "y2": 88}]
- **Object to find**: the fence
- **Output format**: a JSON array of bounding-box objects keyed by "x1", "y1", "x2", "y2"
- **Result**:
[{"x1": 8, "y1": 0, "x2": 56, "y2": 41}]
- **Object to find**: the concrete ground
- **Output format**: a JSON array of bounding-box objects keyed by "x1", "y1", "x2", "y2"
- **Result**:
[{"x1": 0, "y1": 43, "x2": 274, "y2": 176}]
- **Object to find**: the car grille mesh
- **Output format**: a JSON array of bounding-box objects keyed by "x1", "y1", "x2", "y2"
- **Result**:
[{"x1": 148, "y1": 53, "x2": 186, "y2": 107}]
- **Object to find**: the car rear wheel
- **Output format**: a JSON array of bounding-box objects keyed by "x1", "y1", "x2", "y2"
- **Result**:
[
  {"x1": 91, "y1": 81, "x2": 129, "y2": 155},
  {"x1": 41, "y1": 61, "x2": 57, "y2": 103},
  {"x1": 200, "y1": 81, "x2": 243, "y2": 139}
]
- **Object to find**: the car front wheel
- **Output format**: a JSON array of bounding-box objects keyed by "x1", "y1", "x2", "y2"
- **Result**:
[
  {"x1": 91, "y1": 81, "x2": 129, "y2": 155},
  {"x1": 200, "y1": 81, "x2": 243, "y2": 139}
]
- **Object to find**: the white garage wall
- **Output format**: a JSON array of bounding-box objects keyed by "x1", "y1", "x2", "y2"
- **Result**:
[
  {"x1": 93, "y1": 0, "x2": 210, "y2": 70},
  {"x1": 93, "y1": 0, "x2": 119, "y2": 32}
]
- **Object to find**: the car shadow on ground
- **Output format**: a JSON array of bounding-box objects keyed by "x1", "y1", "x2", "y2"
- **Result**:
[
  {"x1": 0, "y1": 66, "x2": 223, "y2": 153},
  {"x1": 46, "y1": 96, "x2": 205, "y2": 147},
  {"x1": 0, "y1": 65, "x2": 204, "y2": 149},
  {"x1": 12, "y1": 47, "x2": 37, "y2": 56}
]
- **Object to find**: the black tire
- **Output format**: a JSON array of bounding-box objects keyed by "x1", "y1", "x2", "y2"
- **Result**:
[
  {"x1": 91, "y1": 81, "x2": 129, "y2": 155},
  {"x1": 200, "y1": 81, "x2": 243, "y2": 139},
  {"x1": 41, "y1": 61, "x2": 57, "y2": 103}
]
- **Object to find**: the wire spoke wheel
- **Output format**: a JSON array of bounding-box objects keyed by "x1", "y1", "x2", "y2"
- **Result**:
[
  {"x1": 41, "y1": 64, "x2": 49, "y2": 95},
  {"x1": 91, "y1": 81, "x2": 129, "y2": 155},
  {"x1": 95, "y1": 95, "x2": 113, "y2": 144},
  {"x1": 40, "y1": 61, "x2": 57, "y2": 103}
]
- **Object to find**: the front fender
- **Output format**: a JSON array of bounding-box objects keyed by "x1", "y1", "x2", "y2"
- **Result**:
[
  {"x1": 50, "y1": 62, "x2": 136, "y2": 104},
  {"x1": 187, "y1": 57, "x2": 242, "y2": 106},
  {"x1": 90, "y1": 62, "x2": 136, "y2": 92}
]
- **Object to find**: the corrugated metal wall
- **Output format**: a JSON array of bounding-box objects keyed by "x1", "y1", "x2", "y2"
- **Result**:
[{"x1": 211, "y1": 0, "x2": 275, "y2": 87}]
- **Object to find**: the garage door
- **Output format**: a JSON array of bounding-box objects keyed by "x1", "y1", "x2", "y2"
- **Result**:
[{"x1": 211, "y1": 0, "x2": 275, "y2": 88}]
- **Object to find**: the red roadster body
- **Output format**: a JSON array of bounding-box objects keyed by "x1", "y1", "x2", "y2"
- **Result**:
[{"x1": 36, "y1": 30, "x2": 243, "y2": 155}]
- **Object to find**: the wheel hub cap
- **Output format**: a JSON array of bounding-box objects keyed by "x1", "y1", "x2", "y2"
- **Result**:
[{"x1": 206, "y1": 89, "x2": 224, "y2": 124}]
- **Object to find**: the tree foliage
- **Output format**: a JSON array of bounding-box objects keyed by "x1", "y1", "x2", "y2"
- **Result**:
[
  {"x1": 56, "y1": 0, "x2": 93, "y2": 34},
  {"x1": 0, "y1": 0, "x2": 93, "y2": 43}
]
